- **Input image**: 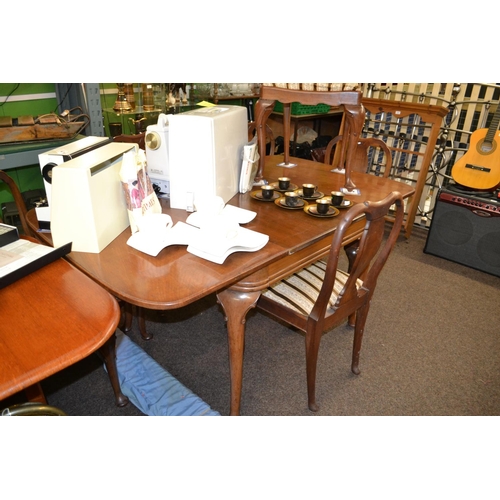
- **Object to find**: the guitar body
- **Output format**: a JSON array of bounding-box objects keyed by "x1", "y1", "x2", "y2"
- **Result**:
[{"x1": 451, "y1": 128, "x2": 500, "y2": 190}]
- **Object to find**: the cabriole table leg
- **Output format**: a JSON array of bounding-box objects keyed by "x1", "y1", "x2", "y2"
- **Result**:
[{"x1": 217, "y1": 289, "x2": 261, "y2": 416}]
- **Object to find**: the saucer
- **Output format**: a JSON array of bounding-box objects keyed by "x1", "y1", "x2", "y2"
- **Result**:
[
  {"x1": 270, "y1": 181, "x2": 299, "y2": 192},
  {"x1": 333, "y1": 199, "x2": 353, "y2": 209},
  {"x1": 295, "y1": 189, "x2": 324, "y2": 200},
  {"x1": 250, "y1": 190, "x2": 281, "y2": 202},
  {"x1": 275, "y1": 197, "x2": 307, "y2": 210},
  {"x1": 304, "y1": 204, "x2": 340, "y2": 218}
]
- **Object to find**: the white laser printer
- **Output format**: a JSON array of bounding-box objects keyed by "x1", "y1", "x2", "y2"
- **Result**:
[{"x1": 167, "y1": 105, "x2": 248, "y2": 211}]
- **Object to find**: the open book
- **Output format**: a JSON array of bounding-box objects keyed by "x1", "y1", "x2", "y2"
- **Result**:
[{"x1": 0, "y1": 223, "x2": 71, "y2": 289}]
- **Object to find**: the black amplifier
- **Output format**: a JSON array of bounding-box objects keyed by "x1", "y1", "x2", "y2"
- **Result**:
[{"x1": 424, "y1": 188, "x2": 500, "y2": 277}]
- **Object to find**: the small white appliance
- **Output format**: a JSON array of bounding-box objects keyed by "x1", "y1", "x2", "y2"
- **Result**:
[
  {"x1": 145, "y1": 113, "x2": 170, "y2": 196},
  {"x1": 168, "y1": 105, "x2": 248, "y2": 211},
  {"x1": 36, "y1": 136, "x2": 111, "y2": 229},
  {"x1": 50, "y1": 142, "x2": 135, "y2": 253}
]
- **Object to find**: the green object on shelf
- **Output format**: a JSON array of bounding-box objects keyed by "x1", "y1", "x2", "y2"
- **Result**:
[{"x1": 273, "y1": 101, "x2": 331, "y2": 115}]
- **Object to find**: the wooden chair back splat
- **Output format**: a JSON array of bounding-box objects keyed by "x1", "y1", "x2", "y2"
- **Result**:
[{"x1": 325, "y1": 135, "x2": 393, "y2": 177}]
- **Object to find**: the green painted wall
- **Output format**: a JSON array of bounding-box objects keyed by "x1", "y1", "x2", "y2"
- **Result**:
[
  {"x1": 1, "y1": 164, "x2": 45, "y2": 202},
  {"x1": 0, "y1": 84, "x2": 58, "y2": 205},
  {"x1": 0, "y1": 83, "x2": 58, "y2": 118}
]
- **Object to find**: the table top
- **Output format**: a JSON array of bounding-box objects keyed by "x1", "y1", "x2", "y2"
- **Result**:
[
  {"x1": 27, "y1": 156, "x2": 414, "y2": 311},
  {"x1": 0, "y1": 253, "x2": 120, "y2": 401}
]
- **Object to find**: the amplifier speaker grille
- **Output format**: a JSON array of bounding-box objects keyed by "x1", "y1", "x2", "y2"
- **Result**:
[{"x1": 424, "y1": 189, "x2": 500, "y2": 277}]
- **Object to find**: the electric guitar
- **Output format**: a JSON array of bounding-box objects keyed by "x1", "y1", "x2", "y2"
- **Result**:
[{"x1": 451, "y1": 105, "x2": 500, "y2": 190}]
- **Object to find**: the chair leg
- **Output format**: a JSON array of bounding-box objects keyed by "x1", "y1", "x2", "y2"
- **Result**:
[
  {"x1": 344, "y1": 240, "x2": 359, "y2": 327},
  {"x1": 351, "y1": 303, "x2": 370, "y2": 375},
  {"x1": 347, "y1": 313, "x2": 356, "y2": 328},
  {"x1": 98, "y1": 334, "x2": 129, "y2": 407},
  {"x1": 24, "y1": 382, "x2": 47, "y2": 404},
  {"x1": 120, "y1": 302, "x2": 152, "y2": 340},
  {"x1": 118, "y1": 300, "x2": 133, "y2": 332},
  {"x1": 137, "y1": 307, "x2": 152, "y2": 341},
  {"x1": 305, "y1": 325, "x2": 322, "y2": 412},
  {"x1": 124, "y1": 308, "x2": 133, "y2": 332}
]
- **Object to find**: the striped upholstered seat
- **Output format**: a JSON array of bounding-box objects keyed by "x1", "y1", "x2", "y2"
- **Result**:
[{"x1": 262, "y1": 260, "x2": 363, "y2": 316}]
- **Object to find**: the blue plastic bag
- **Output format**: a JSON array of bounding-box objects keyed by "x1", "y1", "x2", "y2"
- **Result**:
[{"x1": 113, "y1": 330, "x2": 220, "y2": 416}]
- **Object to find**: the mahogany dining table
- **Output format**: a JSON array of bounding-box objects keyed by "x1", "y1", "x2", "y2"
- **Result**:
[
  {"x1": 27, "y1": 155, "x2": 415, "y2": 415},
  {"x1": 0, "y1": 244, "x2": 127, "y2": 407}
]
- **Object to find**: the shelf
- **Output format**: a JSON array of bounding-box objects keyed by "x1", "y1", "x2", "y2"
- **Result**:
[
  {"x1": 103, "y1": 107, "x2": 163, "y2": 116},
  {"x1": 213, "y1": 93, "x2": 259, "y2": 102},
  {"x1": 0, "y1": 135, "x2": 86, "y2": 170}
]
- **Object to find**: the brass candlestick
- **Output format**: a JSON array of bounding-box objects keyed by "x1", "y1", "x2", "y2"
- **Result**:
[
  {"x1": 142, "y1": 83, "x2": 154, "y2": 111},
  {"x1": 113, "y1": 83, "x2": 132, "y2": 112}
]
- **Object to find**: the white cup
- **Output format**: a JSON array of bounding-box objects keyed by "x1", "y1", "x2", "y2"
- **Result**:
[{"x1": 137, "y1": 213, "x2": 173, "y2": 233}]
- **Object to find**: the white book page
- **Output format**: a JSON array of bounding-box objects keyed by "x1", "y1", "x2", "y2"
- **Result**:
[{"x1": 0, "y1": 239, "x2": 54, "y2": 278}]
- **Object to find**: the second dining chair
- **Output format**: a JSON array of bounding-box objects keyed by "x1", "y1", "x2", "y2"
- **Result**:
[
  {"x1": 255, "y1": 191, "x2": 405, "y2": 412},
  {"x1": 0, "y1": 170, "x2": 32, "y2": 238},
  {"x1": 324, "y1": 135, "x2": 393, "y2": 177},
  {"x1": 248, "y1": 121, "x2": 275, "y2": 156},
  {"x1": 253, "y1": 85, "x2": 365, "y2": 192}
]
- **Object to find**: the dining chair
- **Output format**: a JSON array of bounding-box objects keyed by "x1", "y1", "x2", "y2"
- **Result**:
[
  {"x1": 324, "y1": 135, "x2": 393, "y2": 177},
  {"x1": 248, "y1": 121, "x2": 275, "y2": 156},
  {"x1": 253, "y1": 85, "x2": 365, "y2": 191},
  {"x1": 112, "y1": 132, "x2": 146, "y2": 150},
  {"x1": 0, "y1": 170, "x2": 33, "y2": 238},
  {"x1": 256, "y1": 191, "x2": 405, "y2": 412}
]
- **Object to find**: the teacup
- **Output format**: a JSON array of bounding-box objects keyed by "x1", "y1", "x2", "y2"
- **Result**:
[
  {"x1": 137, "y1": 213, "x2": 173, "y2": 233},
  {"x1": 302, "y1": 184, "x2": 317, "y2": 198},
  {"x1": 278, "y1": 177, "x2": 291, "y2": 190},
  {"x1": 284, "y1": 191, "x2": 300, "y2": 207},
  {"x1": 316, "y1": 198, "x2": 331, "y2": 215},
  {"x1": 261, "y1": 185, "x2": 275, "y2": 200},
  {"x1": 331, "y1": 191, "x2": 344, "y2": 207}
]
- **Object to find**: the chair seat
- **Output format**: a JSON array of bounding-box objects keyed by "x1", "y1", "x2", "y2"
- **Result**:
[
  {"x1": 262, "y1": 260, "x2": 362, "y2": 316},
  {"x1": 1, "y1": 201, "x2": 20, "y2": 226}
]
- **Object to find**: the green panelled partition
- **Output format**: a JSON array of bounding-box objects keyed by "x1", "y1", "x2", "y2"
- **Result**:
[
  {"x1": 0, "y1": 83, "x2": 58, "y2": 119},
  {"x1": 0, "y1": 84, "x2": 58, "y2": 205}
]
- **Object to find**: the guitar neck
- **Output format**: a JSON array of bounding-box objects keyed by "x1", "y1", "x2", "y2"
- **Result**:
[{"x1": 485, "y1": 105, "x2": 500, "y2": 144}]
